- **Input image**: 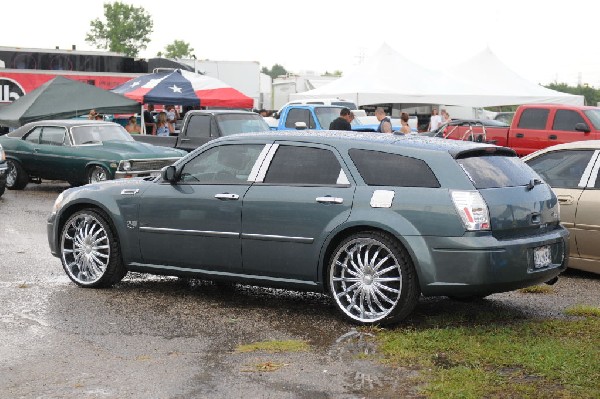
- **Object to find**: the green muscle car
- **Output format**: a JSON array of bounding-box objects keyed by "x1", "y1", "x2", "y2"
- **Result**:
[{"x1": 0, "y1": 120, "x2": 185, "y2": 189}]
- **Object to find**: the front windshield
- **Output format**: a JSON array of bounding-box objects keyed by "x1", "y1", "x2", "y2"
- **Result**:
[
  {"x1": 315, "y1": 107, "x2": 343, "y2": 129},
  {"x1": 216, "y1": 114, "x2": 271, "y2": 135},
  {"x1": 583, "y1": 109, "x2": 600, "y2": 129},
  {"x1": 71, "y1": 124, "x2": 134, "y2": 145}
]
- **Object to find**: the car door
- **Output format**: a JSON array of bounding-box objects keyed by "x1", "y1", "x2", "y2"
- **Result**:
[
  {"x1": 550, "y1": 109, "x2": 598, "y2": 146},
  {"x1": 15, "y1": 126, "x2": 43, "y2": 176},
  {"x1": 241, "y1": 142, "x2": 355, "y2": 281},
  {"x1": 526, "y1": 149, "x2": 599, "y2": 258},
  {"x1": 573, "y1": 153, "x2": 600, "y2": 265},
  {"x1": 137, "y1": 142, "x2": 267, "y2": 273},
  {"x1": 511, "y1": 107, "x2": 550, "y2": 156},
  {"x1": 35, "y1": 126, "x2": 71, "y2": 180},
  {"x1": 179, "y1": 114, "x2": 216, "y2": 151}
]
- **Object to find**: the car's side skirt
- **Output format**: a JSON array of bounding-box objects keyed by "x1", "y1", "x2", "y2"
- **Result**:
[{"x1": 127, "y1": 262, "x2": 321, "y2": 290}]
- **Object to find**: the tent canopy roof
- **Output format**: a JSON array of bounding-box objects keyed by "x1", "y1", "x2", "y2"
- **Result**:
[{"x1": 291, "y1": 44, "x2": 583, "y2": 107}]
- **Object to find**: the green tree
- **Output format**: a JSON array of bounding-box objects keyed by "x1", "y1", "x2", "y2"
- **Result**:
[
  {"x1": 162, "y1": 40, "x2": 194, "y2": 59},
  {"x1": 324, "y1": 70, "x2": 343, "y2": 77},
  {"x1": 545, "y1": 82, "x2": 600, "y2": 106},
  {"x1": 85, "y1": 1, "x2": 153, "y2": 57},
  {"x1": 261, "y1": 64, "x2": 288, "y2": 79}
]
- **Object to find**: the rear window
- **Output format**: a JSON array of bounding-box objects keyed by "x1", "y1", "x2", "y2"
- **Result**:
[
  {"x1": 457, "y1": 155, "x2": 539, "y2": 189},
  {"x1": 349, "y1": 149, "x2": 440, "y2": 187}
]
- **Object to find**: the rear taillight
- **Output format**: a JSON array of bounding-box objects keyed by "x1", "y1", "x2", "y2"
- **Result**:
[{"x1": 451, "y1": 191, "x2": 490, "y2": 231}]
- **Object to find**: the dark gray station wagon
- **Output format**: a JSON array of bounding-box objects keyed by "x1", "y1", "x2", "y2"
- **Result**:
[{"x1": 47, "y1": 131, "x2": 569, "y2": 325}]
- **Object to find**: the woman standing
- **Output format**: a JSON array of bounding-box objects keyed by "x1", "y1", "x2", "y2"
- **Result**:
[
  {"x1": 125, "y1": 116, "x2": 141, "y2": 134},
  {"x1": 399, "y1": 113, "x2": 412, "y2": 134},
  {"x1": 156, "y1": 112, "x2": 174, "y2": 137}
]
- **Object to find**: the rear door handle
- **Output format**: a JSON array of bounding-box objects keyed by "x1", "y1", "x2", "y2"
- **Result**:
[
  {"x1": 515, "y1": 133, "x2": 524, "y2": 138},
  {"x1": 316, "y1": 196, "x2": 343, "y2": 204},
  {"x1": 557, "y1": 195, "x2": 574, "y2": 205},
  {"x1": 180, "y1": 138, "x2": 191, "y2": 142},
  {"x1": 548, "y1": 134, "x2": 557, "y2": 140},
  {"x1": 214, "y1": 193, "x2": 239, "y2": 200}
]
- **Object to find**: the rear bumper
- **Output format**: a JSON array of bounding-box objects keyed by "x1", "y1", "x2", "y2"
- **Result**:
[{"x1": 414, "y1": 227, "x2": 569, "y2": 296}]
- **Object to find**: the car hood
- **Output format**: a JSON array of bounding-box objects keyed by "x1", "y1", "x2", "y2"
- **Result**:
[{"x1": 89, "y1": 141, "x2": 185, "y2": 159}]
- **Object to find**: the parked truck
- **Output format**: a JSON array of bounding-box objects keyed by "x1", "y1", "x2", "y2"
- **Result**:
[
  {"x1": 133, "y1": 110, "x2": 271, "y2": 151},
  {"x1": 436, "y1": 104, "x2": 600, "y2": 156}
]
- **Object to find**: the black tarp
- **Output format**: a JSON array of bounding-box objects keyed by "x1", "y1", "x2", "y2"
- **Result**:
[{"x1": 0, "y1": 76, "x2": 141, "y2": 127}]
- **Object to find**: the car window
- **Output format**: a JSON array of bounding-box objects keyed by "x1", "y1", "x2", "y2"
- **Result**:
[
  {"x1": 24, "y1": 127, "x2": 42, "y2": 144},
  {"x1": 552, "y1": 110, "x2": 586, "y2": 131},
  {"x1": 284, "y1": 109, "x2": 315, "y2": 129},
  {"x1": 185, "y1": 115, "x2": 211, "y2": 138},
  {"x1": 517, "y1": 108, "x2": 549, "y2": 130},
  {"x1": 314, "y1": 107, "x2": 342, "y2": 130},
  {"x1": 39, "y1": 127, "x2": 67, "y2": 146},
  {"x1": 349, "y1": 149, "x2": 440, "y2": 187},
  {"x1": 71, "y1": 125, "x2": 133, "y2": 145},
  {"x1": 179, "y1": 144, "x2": 263, "y2": 184},
  {"x1": 526, "y1": 150, "x2": 595, "y2": 189},
  {"x1": 583, "y1": 109, "x2": 600, "y2": 130},
  {"x1": 215, "y1": 114, "x2": 270, "y2": 135},
  {"x1": 263, "y1": 145, "x2": 344, "y2": 185},
  {"x1": 457, "y1": 155, "x2": 539, "y2": 189}
]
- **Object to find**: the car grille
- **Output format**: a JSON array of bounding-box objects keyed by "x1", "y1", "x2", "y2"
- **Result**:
[{"x1": 129, "y1": 158, "x2": 179, "y2": 172}]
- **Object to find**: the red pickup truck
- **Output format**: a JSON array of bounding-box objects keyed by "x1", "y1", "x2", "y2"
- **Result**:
[{"x1": 435, "y1": 104, "x2": 600, "y2": 156}]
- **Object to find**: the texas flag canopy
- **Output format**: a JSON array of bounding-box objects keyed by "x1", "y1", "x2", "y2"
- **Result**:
[{"x1": 112, "y1": 69, "x2": 253, "y2": 108}]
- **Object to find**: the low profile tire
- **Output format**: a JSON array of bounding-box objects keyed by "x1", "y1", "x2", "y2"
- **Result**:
[
  {"x1": 6, "y1": 159, "x2": 29, "y2": 190},
  {"x1": 328, "y1": 231, "x2": 420, "y2": 325},
  {"x1": 60, "y1": 209, "x2": 126, "y2": 288},
  {"x1": 87, "y1": 166, "x2": 110, "y2": 184}
]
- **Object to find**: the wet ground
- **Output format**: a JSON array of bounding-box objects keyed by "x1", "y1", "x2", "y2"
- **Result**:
[{"x1": 0, "y1": 182, "x2": 598, "y2": 398}]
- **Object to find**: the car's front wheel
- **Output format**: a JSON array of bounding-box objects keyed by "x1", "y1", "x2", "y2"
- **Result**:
[
  {"x1": 328, "y1": 231, "x2": 420, "y2": 325},
  {"x1": 60, "y1": 209, "x2": 126, "y2": 287},
  {"x1": 87, "y1": 166, "x2": 110, "y2": 184},
  {"x1": 6, "y1": 160, "x2": 29, "y2": 190}
]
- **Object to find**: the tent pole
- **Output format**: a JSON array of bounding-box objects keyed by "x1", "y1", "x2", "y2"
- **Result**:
[{"x1": 140, "y1": 104, "x2": 145, "y2": 135}]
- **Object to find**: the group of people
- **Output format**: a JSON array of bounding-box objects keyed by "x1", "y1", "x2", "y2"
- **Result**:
[
  {"x1": 87, "y1": 109, "x2": 104, "y2": 121},
  {"x1": 328, "y1": 107, "x2": 413, "y2": 134},
  {"x1": 141, "y1": 104, "x2": 180, "y2": 136},
  {"x1": 428, "y1": 108, "x2": 451, "y2": 131}
]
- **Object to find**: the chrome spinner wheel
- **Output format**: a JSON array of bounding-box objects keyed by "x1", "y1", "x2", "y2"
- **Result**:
[
  {"x1": 330, "y1": 236, "x2": 405, "y2": 324},
  {"x1": 61, "y1": 212, "x2": 111, "y2": 286}
]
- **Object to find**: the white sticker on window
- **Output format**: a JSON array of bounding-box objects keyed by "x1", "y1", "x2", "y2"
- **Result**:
[{"x1": 370, "y1": 190, "x2": 395, "y2": 208}]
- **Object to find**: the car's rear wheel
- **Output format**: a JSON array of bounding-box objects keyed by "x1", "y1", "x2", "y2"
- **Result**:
[
  {"x1": 60, "y1": 209, "x2": 126, "y2": 288},
  {"x1": 328, "y1": 231, "x2": 420, "y2": 325},
  {"x1": 87, "y1": 166, "x2": 110, "y2": 184},
  {"x1": 6, "y1": 159, "x2": 29, "y2": 190}
]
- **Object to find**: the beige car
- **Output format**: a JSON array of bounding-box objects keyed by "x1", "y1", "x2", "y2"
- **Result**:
[{"x1": 524, "y1": 141, "x2": 600, "y2": 274}]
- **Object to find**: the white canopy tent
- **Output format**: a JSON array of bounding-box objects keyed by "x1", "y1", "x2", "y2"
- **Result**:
[{"x1": 291, "y1": 44, "x2": 583, "y2": 107}]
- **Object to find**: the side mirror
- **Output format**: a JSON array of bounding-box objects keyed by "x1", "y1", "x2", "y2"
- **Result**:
[
  {"x1": 295, "y1": 122, "x2": 308, "y2": 130},
  {"x1": 575, "y1": 122, "x2": 591, "y2": 133},
  {"x1": 162, "y1": 165, "x2": 178, "y2": 183},
  {"x1": 273, "y1": 112, "x2": 280, "y2": 120}
]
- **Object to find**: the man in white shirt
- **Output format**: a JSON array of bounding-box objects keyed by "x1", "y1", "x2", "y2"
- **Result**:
[{"x1": 428, "y1": 108, "x2": 442, "y2": 131}]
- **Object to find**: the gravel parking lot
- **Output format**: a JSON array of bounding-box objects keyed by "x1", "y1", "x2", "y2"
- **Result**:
[{"x1": 0, "y1": 182, "x2": 598, "y2": 398}]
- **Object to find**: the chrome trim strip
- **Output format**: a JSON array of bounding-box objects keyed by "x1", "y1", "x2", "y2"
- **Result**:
[
  {"x1": 247, "y1": 144, "x2": 273, "y2": 182},
  {"x1": 586, "y1": 150, "x2": 600, "y2": 188},
  {"x1": 241, "y1": 233, "x2": 313, "y2": 243},
  {"x1": 316, "y1": 196, "x2": 344, "y2": 204},
  {"x1": 139, "y1": 227, "x2": 239, "y2": 238},
  {"x1": 128, "y1": 262, "x2": 318, "y2": 286},
  {"x1": 255, "y1": 144, "x2": 279, "y2": 183},
  {"x1": 579, "y1": 150, "x2": 600, "y2": 188}
]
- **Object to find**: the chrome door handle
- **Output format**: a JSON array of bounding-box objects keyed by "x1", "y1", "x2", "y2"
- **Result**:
[
  {"x1": 121, "y1": 189, "x2": 140, "y2": 196},
  {"x1": 215, "y1": 193, "x2": 239, "y2": 200},
  {"x1": 316, "y1": 196, "x2": 343, "y2": 204},
  {"x1": 557, "y1": 195, "x2": 573, "y2": 205},
  {"x1": 180, "y1": 138, "x2": 191, "y2": 142}
]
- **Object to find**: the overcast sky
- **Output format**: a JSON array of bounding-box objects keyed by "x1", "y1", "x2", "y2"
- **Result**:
[{"x1": 5, "y1": 0, "x2": 599, "y2": 87}]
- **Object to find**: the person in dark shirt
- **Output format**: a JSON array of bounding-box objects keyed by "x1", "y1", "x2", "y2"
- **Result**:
[
  {"x1": 143, "y1": 104, "x2": 156, "y2": 135},
  {"x1": 329, "y1": 108, "x2": 353, "y2": 130}
]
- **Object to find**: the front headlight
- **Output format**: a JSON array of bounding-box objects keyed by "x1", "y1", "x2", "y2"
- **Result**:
[
  {"x1": 118, "y1": 160, "x2": 132, "y2": 171},
  {"x1": 51, "y1": 191, "x2": 65, "y2": 215}
]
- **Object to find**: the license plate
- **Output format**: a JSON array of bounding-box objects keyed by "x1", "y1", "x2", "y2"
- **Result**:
[{"x1": 533, "y1": 245, "x2": 552, "y2": 268}]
